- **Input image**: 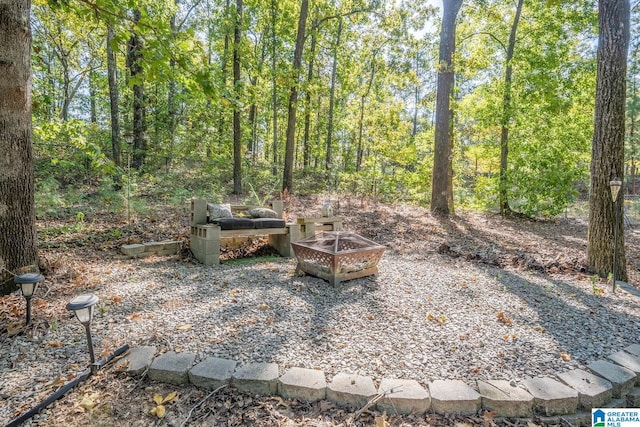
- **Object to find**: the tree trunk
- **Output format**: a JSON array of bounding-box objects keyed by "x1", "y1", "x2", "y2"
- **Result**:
[
  {"x1": 271, "y1": 0, "x2": 278, "y2": 175},
  {"x1": 431, "y1": 0, "x2": 463, "y2": 215},
  {"x1": 107, "y1": 25, "x2": 121, "y2": 168},
  {"x1": 127, "y1": 9, "x2": 145, "y2": 170},
  {"x1": 587, "y1": 0, "x2": 630, "y2": 281},
  {"x1": 282, "y1": 0, "x2": 308, "y2": 193},
  {"x1": 0, "y1": 0, "x2": 39, "y2": 294},
  {"x1": 325, "y1": 18, "x2": 342, "y2": 183},
  {"x1": 302, "y1": 17, "x2": 317, "y2": 171},
  {"x1": 232, "y1": 0, "x2": 243, "y2": 195},
  {"x1": 499, "y1": 0, "x2": 523, "y2": 215},
  {"x1": 218, "y1": 0, "x2": 231, "y2": 153},
  {"x1": 167, "y1": 12, "x2": 177, "y2": 172}
]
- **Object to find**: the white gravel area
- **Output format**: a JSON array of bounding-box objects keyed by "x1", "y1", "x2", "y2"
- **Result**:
[{"x1": 2, "y1": 251, "x2": 640, "y2": 424}]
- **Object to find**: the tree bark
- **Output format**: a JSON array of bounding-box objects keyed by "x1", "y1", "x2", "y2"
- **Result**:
[
  {"x1": 232, "y1": 0, "x2": 243, "y2": 195},
  {"x1": 271, "y1": 0, "x2": 278, "y2": 175},
  {"x1": 499, "y1": 0, "x2": 523, "y2": 215},
  {"x1": 325, "y1": 18, "x2": 343, "y2": 183},
  {"x1": 0, "y1": 0, "x2": 39, "y2": 294},
  {"x1": 107, "y1": 25, "x2": 121, "y2": 168},
  {"x1": 431, "y1": 0, "x2": 463, "y2": 215},
  {"x1": 127, "y1": 9, "x2": 145, "y2": 170},
  {"x1": 302, "y1": 17, "x2": 317, "y2": 171},
  {"x1": 282, "y1": 0, "x2": 308, "y2": 193},
  {"x1": 587, "y1": 0, "x2": 630, "y2": 281}
]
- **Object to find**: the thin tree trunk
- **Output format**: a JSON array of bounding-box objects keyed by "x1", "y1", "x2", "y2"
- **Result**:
[
  {"x1": 499, "y1": 0, "x2": 523, "y2": 215},
  {"x1": 302, "y1": 17, "x2": 317, "y2": 171},
  {"x1": 0, "y1": 0, "x2": 38, "y2": 294},
  {"x1": 107, "y1": 25, "x2": 121, "y2": 168},
  {"x1": 431, "y1": 0, "x2": 463, "y2": 215},
  {"x1": 127, "y1": 9, "x2": 145, "y2": 170},
  {"x1": 167, "y1": 12, "x2": 177, "y2": 172},
  {"x1": 218, "y1": 0, "x2": 231, "y2": 151},
  {"x1": 587, "y1": 0, "x2": 630, "y2": 281},
  {"x1": 271, "y1": 0, "x2": 278, "y2": 175},
  {"x1": 282, "y1": 0, "x2": 309, "y2": 193},
  {"x1": 232, "y1": 0, "x2": 243, "y2": 195},
  {"x1": 325, "y1": 18, "x2": 342, "y2": 183}
]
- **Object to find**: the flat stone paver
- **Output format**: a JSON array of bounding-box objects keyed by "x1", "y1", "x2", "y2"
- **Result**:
[
  {"x1": 477, "y1": 380, "x2": 534, "y2": 418},
  {"x1": 376, "y1": 378, "x2": 430, "y2": 415},
  {"x1": 587, "y1": 360, "x2": 636, "y2": 398},
  {"x1": 625, "y1": 344, "x2": 640, "y2": 357},
  {"x1": 556, "y1": 368, "x2": 612, "y2": 409},
  {"x1": 429, "y1": 380, "x2": 481, "y2": 415},
  {"x1": 148, "y1": 351, "x2": 196, "y2": 385},
  {"x1": 522, "y1": 377, "x2": 578, "y2": 416},
  {"x1": 232, "y1": 362, "x2": 279, "y2": 395},
  {"x1": 278, "y1": 367, "x2": 326, "y2": 401},
  {"x1": 327, "y1": 373, "x2": 377, "y2": 409},
  {"x1": 627, "y1": 387, "x2": 640, "y2": 406},
  {"x1": 608, "y1": 351, "x2": 640, "y2": 374},
  {"x1": 189, "y1": 357, "x2": 236, "y2": 389},
  {"x1": 118, "y1": 345, "x2": 156, "y2": 376}
]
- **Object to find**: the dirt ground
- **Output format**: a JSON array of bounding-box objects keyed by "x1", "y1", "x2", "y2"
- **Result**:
[{"x1": 3, "y1": 196, "x2": 639, "y2": 426}]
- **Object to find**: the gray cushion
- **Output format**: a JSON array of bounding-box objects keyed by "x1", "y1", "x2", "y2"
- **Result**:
[
  {"x1": 209, "y1": 218, "x2": 255, "y2": 230},
  {"x1": 248, "y1": 207, "x2": 279, "y2": 218},
  {"x1": 251, "y1": 218, "x2": 286, "y2": 228}
]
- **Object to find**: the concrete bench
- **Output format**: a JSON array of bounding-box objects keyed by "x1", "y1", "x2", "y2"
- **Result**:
[{"x1": 189, "y1": 199, "x2": 300, "y2": 266}]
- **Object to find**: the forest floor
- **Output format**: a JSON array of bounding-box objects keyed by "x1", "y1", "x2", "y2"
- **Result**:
[{"x1": 3, "y1": 195, "x2": 640, "y2": 426}]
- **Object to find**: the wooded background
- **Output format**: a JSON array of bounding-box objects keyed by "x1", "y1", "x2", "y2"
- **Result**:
[{"x1": 29, "y1": 0, "x2": 634, "y2": 217}]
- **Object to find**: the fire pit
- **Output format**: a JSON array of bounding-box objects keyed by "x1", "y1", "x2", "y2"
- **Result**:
[{"x1": 291, "y1": 231, "x2": 385, "y2": 286}]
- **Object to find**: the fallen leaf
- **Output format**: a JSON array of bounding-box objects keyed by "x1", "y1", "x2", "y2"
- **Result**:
[
  {"x1": 6, "y1": 322, "x2": 23, "y2": 336},
  {"x1": 375, "y1": 412, "x2": 390, "y2": 427},
  {"x1": 79, "y1": 395, "x2": 96, "y2": 411},
  {"x1": 48, "y1": 341, "x2": 63, "y2": 348},
  {"x1": 175, "y1": 324, "x2": 193, "y2": 331},
  {"x1": 257, "y1": 303, "x2": 269, "y2": 311},
  {"x1": 155, "y1": 404, "x2": 166, "y2": 418},
  {"x1": 127, "y1": 313, "x2": 141, "y2": 321},
  {"x1": 162, "y1": 391, "x2": 178, "y2": 403},
  {"x1": 112, "y1": 297, "x2": 122, "y2": 303},
  {"x1": 561, "y1": 352, "x2": 571, "y2": 361},
  {"x1": 153, "y1": 394, "x2": 163, "y2": 405}
]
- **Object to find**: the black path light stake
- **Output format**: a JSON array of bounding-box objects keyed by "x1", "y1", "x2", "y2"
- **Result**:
[
  {"x1": 15, "y1": 273, "x2": 44, "y2": 325},
  {"x1": 7, "y1": 292, "x2": 129, "y2": 427},
  {"x1": 66, "y1": 293, "x2": 100, "y2": 370},
  {"x1": 610, "y1": 178, "x2": 622, "y2": 294}
]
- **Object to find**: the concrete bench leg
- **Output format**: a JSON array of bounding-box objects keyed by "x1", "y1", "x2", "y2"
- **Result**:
[
  {"x1": 270, "y1": 224, "x2": 300, "y2": 257},
  {"x1": 190, "y1": 226, "x2": 221, "y2": 265}
]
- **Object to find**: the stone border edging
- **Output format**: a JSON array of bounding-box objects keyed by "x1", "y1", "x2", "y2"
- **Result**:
[{"x1": 117, "y1": 343, "x2": 640, "y2": 420}]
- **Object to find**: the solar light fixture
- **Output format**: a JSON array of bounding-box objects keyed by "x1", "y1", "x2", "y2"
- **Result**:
[
  {"x1": 66, "y1": 294, "x2": 99, "y2": 369},
  {"x1": 610, "y1": 177, "x2": 622, "y2": 293},
  {"x1": 15, "y1": 273, "x2": 44, "y2": 325}
]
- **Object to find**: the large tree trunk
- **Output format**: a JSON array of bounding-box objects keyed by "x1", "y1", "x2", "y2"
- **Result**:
[
  {"x1": 282, "y1": 0, "x2": 308, "y2": 193},
  {"x1": 232, "y1": 0, "x2": 243, "y2": 195},
  {"x1": 324, "y1": 18, "x2": 342, "y2": 184},
  {"x1": 587, "y1": 0, "x2": 630, "y2": 281},
  {"x1": 127, "y1": 9, "x2": 145, "y2": 170},
  {"x1": 498, "y1": 0, "x2": 523, "y2": 215},
  {"x1": 0, "y1": 0, "x2": 38, "y2": 294},
  {"x1": 431, "y1": 0, "x2": 463, "y2": 215},
  {"x1": 107, "y1": 25, "x2": 122, "y2": 168}
]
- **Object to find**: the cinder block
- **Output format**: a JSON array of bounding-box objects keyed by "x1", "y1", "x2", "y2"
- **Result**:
[
  {"x1": 278, "y1": 367, "x2": 326, "y2": 401},
  {"x1": 121, "y1": 244, "x2": 146, "y2": 256},
  {"x1": 522, "y1": 377, "x2": 578, "y2": 416},
  {"x1": 556, "y1": 369, "x2": 612, "y2": 409},
  {"x1": 377, "y1": 378, "x2": 430, "y2": 415},
  {"x1": 429, "y1": 380, "x2": 481, "y2": 415},
  {"x1": 232, "y1": 363, "x2": 279, "y2": 395},
  {"x1": 189, "y1": 357, "x2": 236, "y2": 389},
  {"x1": 148, "y1": 352, "x2": 196, "y2": 385},
  {"x1": 327, "y1": 373, "x2": 377, "y2": 409},
  {"x1": 477, "y1": 380, "x2": 534, "y2": 418}
]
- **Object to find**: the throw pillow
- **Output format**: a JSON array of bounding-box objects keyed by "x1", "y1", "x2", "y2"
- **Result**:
[
  {"x1": 248, "y1": 207, "x2": 279, "y2": 218},
  {"x1": 208, "y1": 203, "x2": 233, "y2": 219}
]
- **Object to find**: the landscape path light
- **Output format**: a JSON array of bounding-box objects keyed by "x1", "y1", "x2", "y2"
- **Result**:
[
  {"x1": 66, "y1": 293, "x2": 99, "y2": 370},
  {"x1": 610, "y1": 177, "x2": 622, "y2": 293},
  {"x1": 15, "y1": 273, "x2": 44, "y2": 325}
]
